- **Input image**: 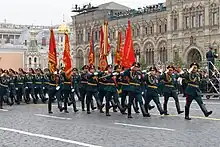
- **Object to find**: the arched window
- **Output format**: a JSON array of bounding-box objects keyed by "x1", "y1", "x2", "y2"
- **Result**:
[
  {"x1": 34, "y1": 57, "x2": 37, "y2": 63},
  {"x1": 158, "y1": 41, "x2": 167, "y2": 64},
  {"x1": 144, "y1": 43, "x2": 154, "y2": 66},
  {"x1": 29, "y1": 57, "x2": 32, "y2": 65}
]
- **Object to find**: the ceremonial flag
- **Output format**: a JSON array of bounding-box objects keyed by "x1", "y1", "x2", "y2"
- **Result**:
[
  {"x1": 88, "y1": 26, "x2": 95, "y2": 65},
  {"x1": 63, "y1": 33, "x2": 72, "y2": 78},
  {"x1": 99, "y1": 21, "x2": 110, "y2": 71},
  {"x1": 48, "y1": 28, "x2": 57, "y2": 73},
  {"x1": 114, "y1": 31, "x2": 122, "y2": 65},
  {"x1": 121, "y1": 20, "x2": 136, "y2": 68}
]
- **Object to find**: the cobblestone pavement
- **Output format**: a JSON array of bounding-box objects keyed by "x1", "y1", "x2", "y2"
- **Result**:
[{"x1": 0, "y1": 96, "x2": 220, "y2": 147}]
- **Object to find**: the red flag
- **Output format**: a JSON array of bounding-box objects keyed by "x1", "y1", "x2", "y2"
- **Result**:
[
  {"x1": 88, "y1": 27, "x2": 95, "y2": 65},
  {"x1": 99, "y1": 23, "x2": 108, "y2": 71},
  {"x1": 48, "y1": 28, "x2": 57, "y2": 73},
  {"x1": 121, "y1": 20, "x2": 136, "y2": 68},
  {"x1": 63, "y1": 33, "x2": 72, "y2": 78},
  {"x1": 114, "y1": 31, "x2": 122, "y2": 65}
]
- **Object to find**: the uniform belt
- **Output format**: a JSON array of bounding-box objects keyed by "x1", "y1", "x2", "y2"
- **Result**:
[
  {"x1": 106, "y1": 83, "x2": 115, "y2": 86},
  {"x1": 64, "y1": 82, "x2": 71, "y2": 85},
  {"x1": 48, "y1": 83, "x2": 56, "y2": 86},
  {"x1": 81, "y1": 81, "x2": 87, "y2": 84},
  {"x1": 88, "y1": 82, "x2": 97, "y2": 86},
  {"x1": 35, "y1": 82, "x2": 42, "y2": 84},
  {"x1": 0, "y1": 83, "x2": 8, "y2": 87},
  {"x1": 129, "y1": 82, "x2": 140, "y2": 86},
  {"x1": 148, "y1": 85, "x2": 157, "y2": 89},
  {"x1": 27, "y1": 82, "x2": 32, "y2": 84},
  {"x1": 9, "y1": 83, "x2": 15, "y2": 84},
  {"x1": 17, "y1": 82, "x2": 23, "y2": 84},
  {"x1": 188, "y1": 83, "x2": 198, "y2": 88},
  {"x1": 99, "y1": 82, "x2": 107, "y2": 85},
  {"x1": 165, "y1": 84, "x2": 174, "y2": 88},
  {"x1": 119, "y1": 82, "x2": 129, "y2": 86}
]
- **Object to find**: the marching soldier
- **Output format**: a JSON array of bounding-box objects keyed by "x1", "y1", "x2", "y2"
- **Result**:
[
  {"x1": 24, "y1": 68, "x2": 37, "y2": 104},
  {"x1": 86, "y1": 65, "x2": 103, "y2": 114},
  {"x1": 79, "y1": 65, "x2": 88, "y2": 111},
  {"x1": 121, "y1": 62, "x2": 148, "y2": 118},
  {"x1": 144, "y1": 67, "x2": 164, "y2": 116},
  {"x1": 59, "y1": 67, "x2": 71, "y2": 113},
  {"x1": 34, "y1": 68, "x2": 47, "y2": 103},
  {"x1": 0, "y1": 71, "x2": 11, "y2": 109},
  {"x1": 160, "y1": 66, "x2": 184, "y2": 115},
  {"x1": 16, "y1": 68, "x2": 26, "y2": 103},
  {"x1": 183, "y1": 63, "x2": 212, "y2": 120},
  {"x1": 44, "y1": 68, "x2": 58, "y2": 114},
  {"x1": 8, "y1": 69, "x2": 18, "y2": 105},
  {"x1": 69, "y1": 68, "x2": 79, "y2": 112}
]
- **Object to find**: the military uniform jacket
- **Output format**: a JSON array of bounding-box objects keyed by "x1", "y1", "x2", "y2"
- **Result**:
[
  {"x1": 72, "y1": 74, "x2": 80, "y2": 89},
  {"x1": 87, "y1": 72, "x2": 99, "y2": 92},
  {"x1": 144, "y1": 73, "x2": 159, "y2": 96},
  {"x1": 123, "y1": 69, "x2": 143, "y2": 93},
  {"x1": 183, "y1": 72, "x2": 201, "y2": 97},
  {"x1": 0, "y1": 75, "x2": 9, "y2": 96},
  {"x1": 79, "y1": 72, "x2": 88, "y2": 89},
  {"x1": 103, "y1": 72, "x2": 117, "y2": 93},
  {"x1": 160, "y1": 73, "x2": 176, "y2": 94},
  {"x1": 45, "y1": 73, "x2": 57, "y2": 90},
  {"x1": 9, "y1": 75, "x2": 17, "y2": 89},
  {"x1": 98, "y1": 71, "x2": 107, "y2": 91},
  {"x1": 25, "y1": 74, "x2": 35, "y2": 88},
  {"x1": 60, "y1": 72, "x2": 71, "y2": 90},
  {"x1": 16, "y1": 74, "x2": 25, "y2": 88},
  {"x1": 35, "y1": 74, "x2": 44, "y2": 88}
]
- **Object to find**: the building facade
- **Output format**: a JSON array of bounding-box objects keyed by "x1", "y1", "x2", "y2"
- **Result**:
[
  {"x1": 71, "y1": 0, "x2": 220, "y2": 68},
  {"x1": 0, "y1": 22, "x2": 73, "y2": 70}
]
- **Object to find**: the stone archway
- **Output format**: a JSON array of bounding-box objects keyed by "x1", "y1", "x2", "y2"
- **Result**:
[{"x1": 187, "y1": 49, "x2": 202, "y2": 65}]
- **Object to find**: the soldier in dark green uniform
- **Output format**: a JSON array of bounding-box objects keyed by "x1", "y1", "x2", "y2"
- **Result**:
[
  {"x1": 44, "y1": 68, "x2": 59, "y2": 114},
  {"x1": 34, "y1": 68, "x2": 47, "y2": 103},
  {"x1": 59, "y1": 67, "x2": 71, "y2": 113},
  {"x1": 69, "y1": 68, "x2": 79, "y2": 112},
  {"x1": 16, "y1": 68, "x2": 27, "y2": 103},
  {"x1": 8, "y1": 69, "x2": 18, "y2": 105},
  {"x1": 103, "y1": 65, "x2": 126, "y2": 116},
  {"x1": 79, "y1": 65, "x2": 89, "y2": 111},
  {"x1": 97, "y1": 67, "x2": 107, "y2": 113},
  {"x1": 24, "y1": 68, "x2": 37, "y2": 104},
  {"x1": 183, "y1": 63, "x2": 212, "y2": 120},
  {"x1": 160, "y1": 65, "x2": 184, "y2": 115},
  {"x1": 86, "y1": 65, "x2": 103, "y2": 114},
  {"x1": 121, "y1": 62, "x2": 148, "y2": 118},
  {"x1": 0, "y1": 71, "x2": 11, "y2": 109},
  {"x1": 144, "y1": 67, "x2": 164, "y2": 116}
]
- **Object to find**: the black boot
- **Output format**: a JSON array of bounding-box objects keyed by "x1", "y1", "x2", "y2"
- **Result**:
[
  {"x1": 148, "y1": 104, "x2": 155, "y2": 110},
  {"x1": 127, "y1": 105, "x2": 132, "y2": 118},
  {"x1": 132, "y1": 100, "x2": 139, "y2": 113},
  {"x1": 106, "y1": 102, "x2": 111, "y2": 116},
  {"x1": 14, "y1": 96, "x2": 20, "y2": 105},
  {"x1": 163, "y1": 103, "x2": 169, "y2": 115},
  {"x1": 58, "y1": 101, "x2": 63, "y2": 112},
  {"x1": 91, "y1": 99, "x2": 97, "y2": 110},
  {"x1": 87, "y1": 103, "x2": 91, "y2": 114},
  {"x1": 185, "y1": 106, "x2": 191, "y2": 120},
  {"x1": 117, "y1": 102, "x2": 127, "y2": 114},
  {"x1": 156, "y1": 103, "x2": 164, "y2": 115},
  {"x1": 200, "y1": 104, "x2": 212, "y2": 117},
  {"x1": 81, "y1": 99, "x2": 85, "y2": 111},
  {"x1": 140, "y1": 104, "x2": 149, "y2": 117},
  {"x1": 176, "y1": 101, "x2": 184, "y2": 114},
  {"x1": 73, "y1": 101, "x2": 79, "y2": 113}
]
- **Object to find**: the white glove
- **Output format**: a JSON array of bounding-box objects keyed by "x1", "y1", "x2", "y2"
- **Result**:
[
  {"x1": 112, "y1": 72, "x2": 118, "y2": 76},
  {"x1": 15, "y1": 88, "x2": 18, "y2": 90},
  {"x1": 130, "y1": 66, "x2": 135, "y2": 70},
  {"x1": 43, "y1": 87, "x2": 45, "y2": 90},
  {"x1": 120, "y1": 71, "x2": 124, "y2": 74},
  {"x1": 179, "y1": 70, "x2": 184, "y2": 74},
  {"x1": 165, "y1": 69, "x2": 169, "y2": 73},
  {"x1": 142, "y1": 70, "x2": 147, "y2": 73},
  {"x1": 56, "y1": 86, "x2": 60, "y2": 90},
  {"x1": 1, "y1": 73, "x2": 5, "y2": 77},
  {"x1": 54, "y1": 71, "x2": 57, "y2": 74},
  {"x1": 142, "y1": 92, "x2": 144, "y2": 95},
  {"x1": 71, "y1": 86, "x2": 73, "y2": 89},
  {"x1": 25, "y1": 87, "x2": 28, "y2": 89},
  {"x1": 94, "y1": 72, "x2": 98, "y2": 76},
  {"x1": 71, "y1": 89, "x2": 75, "y2": 92},
  {"x1": 216, "y1": 54, "x2": 218, "y2": 57}
]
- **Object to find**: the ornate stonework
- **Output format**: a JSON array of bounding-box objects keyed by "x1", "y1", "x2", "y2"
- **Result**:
[{"x1": 71, "y1": 1, "x2": 220, "y2": 68}]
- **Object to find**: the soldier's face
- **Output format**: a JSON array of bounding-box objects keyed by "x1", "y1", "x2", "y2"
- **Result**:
[
  {"x1": 108, "y1": 68, "x2": 112, "y2": 73},
  {"x1": 90, "y1": 68, "x2": 95, "y2": 73},
  {"x1": 168, "y1": 68, "x2": 173, "y2": 75},
  {"x1": 72, "y1": 70, "x2": 76, "y2": 74}
]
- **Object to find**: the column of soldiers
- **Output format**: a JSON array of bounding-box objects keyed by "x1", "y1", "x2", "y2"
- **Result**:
[{"x1": 0, "y1": 62, "x2": 213, "y2": 120}]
